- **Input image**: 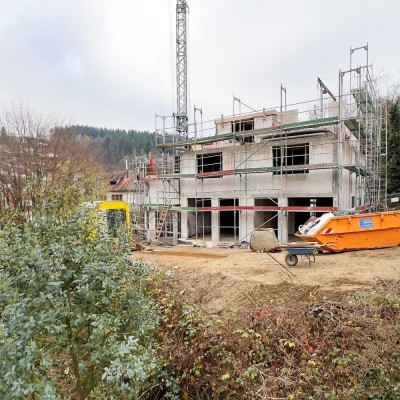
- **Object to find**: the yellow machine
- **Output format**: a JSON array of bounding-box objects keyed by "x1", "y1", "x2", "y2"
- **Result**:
[{"x1": 82, "y1": 200, "x2": 130, "y2": 236}]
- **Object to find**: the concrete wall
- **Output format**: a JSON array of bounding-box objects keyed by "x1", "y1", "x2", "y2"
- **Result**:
[
  {"x1": 327, "y1": 101, "x2": 339, "y2": 118},
  {"x1": 279, "y1": 109, "x2": 299, "y2": 125},
  {"x1": 174, "y1": 134, "x2": 340, "y2": 243},
  {"x1": 215, "y1": 109, "x2": 297, "y2": 136},
  {"x1": 180, "y1": 136, "x2": 337, "y2": 200},
  {"x1": 145, "y1": 123, "x2": 368, "y2": 244},
  {"x1": 106, "y1": 191, "x2": 140, "y2": 205}
]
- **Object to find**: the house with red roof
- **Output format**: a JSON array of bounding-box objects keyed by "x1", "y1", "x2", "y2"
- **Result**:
[{"x1": 107, "y1": 171, "x2": 144, "y2": 204}]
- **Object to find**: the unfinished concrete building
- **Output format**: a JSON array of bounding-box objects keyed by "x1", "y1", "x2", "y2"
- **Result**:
[{"x1": 128, "y1": 47, "x2": 386, "y2": 246}]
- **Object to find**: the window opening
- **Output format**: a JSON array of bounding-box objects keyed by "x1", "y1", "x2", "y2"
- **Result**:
[
  {"x1": 231, "y1": 118, "x2": 254, "y2": 132},
  {"x1": 197, "y1": 153, "x2": 222, "y2": 174},
  {"x1": 174, "y1": 155, "x2": 181, "y2": 173},
  {"x1": 219, "y1": 198, "x2": 239, "y2": 237},
  {"x1": 240, "y1": 135, "x2": 254, "y2": 143},
  {"x1": 273, "y1": 144, "x2": 309, "y2": 174}
]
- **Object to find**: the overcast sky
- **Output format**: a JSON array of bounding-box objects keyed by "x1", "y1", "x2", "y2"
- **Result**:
[{"x1": 0, "y1": 0, "x2": 399, "y2": 132}]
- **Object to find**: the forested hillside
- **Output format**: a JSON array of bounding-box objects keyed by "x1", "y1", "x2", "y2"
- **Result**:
[{"x1": 71, "y1": 125, "x2": 158, "y2": 171}]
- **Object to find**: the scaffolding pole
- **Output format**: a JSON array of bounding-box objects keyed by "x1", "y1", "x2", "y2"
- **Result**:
[{"x1": 146, "y1": 48, "x2": 384, "y2": 246}]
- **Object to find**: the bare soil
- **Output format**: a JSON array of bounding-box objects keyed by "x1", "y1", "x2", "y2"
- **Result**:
[{"x1": 132, "y1": 245, "x2": 400, "y2": 314}]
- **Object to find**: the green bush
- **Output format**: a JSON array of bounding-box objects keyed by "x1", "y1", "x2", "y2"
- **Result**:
[{"x1": 0, "y1": 208, "x2": 158, "y2": 399}]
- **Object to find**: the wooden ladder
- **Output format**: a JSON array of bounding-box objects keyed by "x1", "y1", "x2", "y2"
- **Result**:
[{"x1": 153, "y1": 203, "x2": 171, "y2": 245}]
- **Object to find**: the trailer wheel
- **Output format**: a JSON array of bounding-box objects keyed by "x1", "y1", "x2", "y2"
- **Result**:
[{"x1": 285, "y1": 253, "x2": 298, "y2": 267}]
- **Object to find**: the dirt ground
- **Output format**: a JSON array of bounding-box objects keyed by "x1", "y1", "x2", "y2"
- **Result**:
[{"x1": 132, "y1": 245, "x2": 400, "y2": 314}]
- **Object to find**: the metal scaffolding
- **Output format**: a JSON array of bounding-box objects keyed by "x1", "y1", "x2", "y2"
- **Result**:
[
  {"x1": 128, "y1": 47, "x2": 386, "y2": 246},
  {"x1": 339, "y1": 44, "x2": 386, "y2": 211}
]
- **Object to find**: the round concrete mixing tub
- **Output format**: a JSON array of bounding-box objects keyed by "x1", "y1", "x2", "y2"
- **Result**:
[{"x1": 250, "y1": 228, "x2": 279, "y2": 252}]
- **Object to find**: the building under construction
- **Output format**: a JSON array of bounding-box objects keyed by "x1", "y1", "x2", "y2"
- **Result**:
[{"x1": 124, "y1": 45, "x2": 387, "y2": 247}]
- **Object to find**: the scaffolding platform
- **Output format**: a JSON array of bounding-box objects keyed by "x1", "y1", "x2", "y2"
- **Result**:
[
  {"x1": 130, "y1": 45, "x2": 386, "y2": 246},
  {"x1": 343, "y1": 117, "x2": 365, "y2": 138}
]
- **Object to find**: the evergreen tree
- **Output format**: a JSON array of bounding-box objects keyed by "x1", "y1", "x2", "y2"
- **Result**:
[
  {"x1": 387, "y1": 100, "x2": 400, "y2": 193},
  {"x1": 70, "y1": 125, "x2": 161, "y2": 170}
]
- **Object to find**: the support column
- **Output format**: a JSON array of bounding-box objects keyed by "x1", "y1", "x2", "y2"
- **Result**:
[
  {"x1": 211, "y1": 198, "x2": 220, "y2": 243},
  {"x1": 277, "y1": 198, "x2": 288, "y2": 244},
  {"x1": 172, "y1": 211, "x2": 179, "y2": 245},
  {"x1": 149, "y1": 211, "x2": 156, "y2": 242},
  {"x1": 181, "y1": 198, "x2": 188, "y2": 240},
  {"x1": 239, "y1": 197, "x2": 254, "y2": 242}
]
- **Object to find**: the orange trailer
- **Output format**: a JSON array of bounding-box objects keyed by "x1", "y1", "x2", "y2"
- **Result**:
[{"x1": 296, "y1": 211, "x2": 400, "y2": 252}]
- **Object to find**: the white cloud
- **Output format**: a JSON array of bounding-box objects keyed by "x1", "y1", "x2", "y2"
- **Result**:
[{"x1": 0, "y1": 0, "x2": 399, "y2": 131}]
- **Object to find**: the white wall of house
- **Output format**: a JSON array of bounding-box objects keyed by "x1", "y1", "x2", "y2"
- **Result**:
[
  {"x1": 180, "y1": 135, "x2": 337, "y2": 199},
  {"x1": 215, "y1": 109, "x2": 298, "y2": 137},
  {"x1": 106, "y1": 191, "x2": 145, "y2": 206},
  {"x1": 106, "y1": 192, "x2": 128, "y2": 203},
  {"x1": 144, "y1": 107, "x2": 367, "y2": 245},
  {"x1": 174, "y1": 132, "x2": 348, "y2": 243}
]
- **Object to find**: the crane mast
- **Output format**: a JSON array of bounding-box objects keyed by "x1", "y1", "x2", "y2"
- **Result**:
[{"x1": 176, "y1": 0, "x2": 188, "y2": 139}]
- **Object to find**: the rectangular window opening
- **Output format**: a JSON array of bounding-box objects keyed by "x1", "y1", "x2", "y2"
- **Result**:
[
  {"x1": 240, "y1": 135, "x2": 255, "y2": 143},
  {"x1": 174, "y1": 156, "x2": 181, "y2": 173},
  {"x1": 197, "y1": 152, "x2": 222, "y2": 175},
  {"x1": 231, "y1": 118, "x2": 254, "y2": 133},
  {"x1": 273, "y1": 144, "x2": 309, "y2": 175}
]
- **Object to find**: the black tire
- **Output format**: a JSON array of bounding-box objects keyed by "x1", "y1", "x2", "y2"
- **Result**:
[{"x1": 285, "y1": 253, "x2": 298, "y2": 267}]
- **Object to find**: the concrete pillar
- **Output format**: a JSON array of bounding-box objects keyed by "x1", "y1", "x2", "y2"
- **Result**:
[
  {"x1": 181, "y1": 198, "x2": 188, "y2": 240},
  {"x1": 172, "y1": 211, "x2": 178, "y2": 245},
  {"x1": 149, "y1": 211, "x2": 156, "y2": 241},
  {"x1": 211, "y1": 198, "x2": 220, "y2": 243},
  {"x1": 277, "y1": 197, "x2": 288, "y2": 244},
  {"x1": 239, "y1": 197, "x2": 254, "y2": 242}
]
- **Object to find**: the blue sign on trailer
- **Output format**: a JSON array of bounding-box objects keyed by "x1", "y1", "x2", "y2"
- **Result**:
[{"x1": 359, "y1": 218, "x2": 372, "y2": 228}]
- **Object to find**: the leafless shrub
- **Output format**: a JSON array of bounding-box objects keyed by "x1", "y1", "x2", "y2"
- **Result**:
[{"x1": 0, "y1": 103, "x2": 106, "y2": 216}]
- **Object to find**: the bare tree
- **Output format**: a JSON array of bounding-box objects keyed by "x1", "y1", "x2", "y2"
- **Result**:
[{"x1": 0, "y1": 103, "x2": 106, "y2": 216}]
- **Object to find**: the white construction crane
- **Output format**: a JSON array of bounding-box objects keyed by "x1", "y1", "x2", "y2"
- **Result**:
[{"x1": 175, "y1": 0, "x2": 188, "y2": 140}]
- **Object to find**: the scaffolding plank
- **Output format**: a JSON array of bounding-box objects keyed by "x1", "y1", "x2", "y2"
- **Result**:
[
  {"x1": 204, "y1": 163, "x2": 339, "y2": 176},
  {"x1": 158, "y1": 173, "x2": 196, "y2": 178},
  {"x1": 344, "y1": 164, "x2": 367, "y2": 176},
  {"x1": 343, "y1": 118, "x2": 365, "y2": 138},
  {"x1": 158, "y1": 131, "x2": 234, "y2": 148},
  {"x1": 198, "y1": 169, "x2": 235, "y2": 178},
  {"x1": 143, "y1": 204, "x2": 337, "y2": 212},
  {"x1": 197, "y1": 206, "x2": 337, "y2": 212},
  {"x1": 143, "y1": 203, "x2": 166, "y2": 209},
  {"x1": 143, "y1": 204, "x2": 196, "y2": 211},
  {"x1": 351, "y1": 88, "x2": 375, "y2": 113},
  {"x1": 157, "y1": 117, "x2": 339, "y2": 149},
  {"x1": 282, "y1": 116, "x2": 338, "y2": 130},
  {"x1": 236, "y1": 166, "x2": 279, "y2": 174},
  {"x1": 152, "y1": 163, "x2": 348, "y2": 180}
]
